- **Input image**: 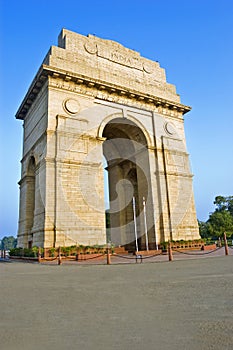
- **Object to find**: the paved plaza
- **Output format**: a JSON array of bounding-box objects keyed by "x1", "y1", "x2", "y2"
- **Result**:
[{"x1": 1, "y1": 255, "x2": 233, "y2": 350}]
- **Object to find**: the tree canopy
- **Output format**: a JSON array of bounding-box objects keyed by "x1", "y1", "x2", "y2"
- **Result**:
[
  {"x1": 214, "y1": 196, "x2": 233, "y2": 216},
  {"x1": 0, "y1": 236, "x2": 17, "y2": 250},
  {"x1": 199, "y1": 196, "x2": 233, "y2": 239}
]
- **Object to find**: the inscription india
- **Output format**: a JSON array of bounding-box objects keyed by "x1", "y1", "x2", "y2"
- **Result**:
[{"x1": 84, "y1": 42, "x2": 153, "y2": 72}]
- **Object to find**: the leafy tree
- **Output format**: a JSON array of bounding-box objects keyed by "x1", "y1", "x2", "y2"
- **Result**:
[
  {"x1": 199, "y1": 196, "x2": 233, "y2": 239},
  {"x1": 198, "y1": 220, "x2": 212, "y2": 239},
  {"x1": 207, "y1": 211, "x2": 233, "y2": 238},
  {"x1": 214, "y1": 196, "x2": 233, "y2": 215},
  {"x1": 0, "y1": 236, "x2": 17, "y2": 250}
]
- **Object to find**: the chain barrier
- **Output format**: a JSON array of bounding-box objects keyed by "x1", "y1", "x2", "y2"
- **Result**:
[
  {"x1": 113, "y1": 252, "x2": 163, "y2": 260},
  {"x1": 172, "y1": 246, "x2": 223, "y2": 256},
  {"x1": 139, "y1": 252, "x2": 164, "y2": 260},
  {"x1": 113, "y1": 253, "x2": 136, "y2": 260},
  {"x1": 58, "y1": 254, "x2": 105, "y2": 261},
  {"x1": 40, "y1": 253, "x2": 106, "y2": 263},
  {"x1": 78, "y1": 253, "x2": 105, "y2": 261},
  {"x1": 42, "y1": 257, "x2": 58, "y2": 262},
  {"x1": 12, "y1": 244, "x2": 233, "y2": 265}
]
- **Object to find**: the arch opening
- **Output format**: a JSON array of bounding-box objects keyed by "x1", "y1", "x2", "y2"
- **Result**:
[{"x1": 102, "y1": 118, "x2": 156, "y2": 251}]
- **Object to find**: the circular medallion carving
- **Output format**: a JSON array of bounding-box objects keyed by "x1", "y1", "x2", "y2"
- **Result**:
[
  {"x1": 164, "y1": 122, "x2": 176, "y2": 135},
  {"x1": 143, "y1": 63, "x2": 153, "y2": 74},
  {"x1": 84, "y1": 42, "x2": 98, "y2": 54},
  {"x1": 63, "y1": 98, "x2": 80, "y2": 115}
]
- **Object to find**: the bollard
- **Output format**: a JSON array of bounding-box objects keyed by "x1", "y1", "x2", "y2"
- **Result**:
[
  {"x1": 107, "y1": 247, "x2": 111, "y2": 265},
  {"x1": 223, "y1": 232, "x2": 229, "y2": 256},
  {"x1": 38, "y1": 247, "x2": 41, "y2": 263},
  {"x1": 136, "y1": 255, "x2": 143, "y2": 263},
  {"x1": 58, "y1": 246, "x2": 62, "y2": 265},
  {"x1": 168, "y1": 241, "x2": 173, "y2": 261},
  {"x1": 76, "y1": 247, "x2": 79, "y2": 261}
]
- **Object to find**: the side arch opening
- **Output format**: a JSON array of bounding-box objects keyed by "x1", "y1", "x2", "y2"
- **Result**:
[{"x1": 25, "y1": 156, "x2": 36, "y2": 248}]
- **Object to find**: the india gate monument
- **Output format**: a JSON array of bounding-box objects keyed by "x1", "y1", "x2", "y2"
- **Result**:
[{"x1": 16, "y1": 29, "x2": 200, "y2": 249}]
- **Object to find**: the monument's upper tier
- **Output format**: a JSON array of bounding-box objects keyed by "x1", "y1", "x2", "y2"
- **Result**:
[{"x1": 16, "y1": 29, "x2": 191, "y2": 120}]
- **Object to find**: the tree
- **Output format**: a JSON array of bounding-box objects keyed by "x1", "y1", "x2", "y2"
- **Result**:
[
  {"x1": 199, "y1": 196, "x2": 233, "y2": 239},
  {"x1": 207, "y1": 211, "x2": 233, "y2": 238},
  {"x1": 198, "y1": 220, "x2": 212, "y2": 239},
  {"x1": 0, "y1": 236, "x2": 17, "y2": 250},
  {"x1": 214, "y1": 196, "x2": 233, "y2": 215}
]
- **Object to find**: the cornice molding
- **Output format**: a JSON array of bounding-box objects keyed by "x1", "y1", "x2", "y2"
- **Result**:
[{"x1": 16, "y1": 64, "x2": 191, "y2": 120}]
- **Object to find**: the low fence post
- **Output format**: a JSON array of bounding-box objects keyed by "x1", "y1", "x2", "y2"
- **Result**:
[
  {"x1": 223, "y1": 232, "x2": 229, "y2": 256},
  {"x1": 168, "y1": 241, "x2": 173, "y2": 262},
  {"x1": 38, "y1": 247, "x2": 41, "y2": 263},
  {"x1": 75, "y1": 247, "x2": 79, "y2": 261},
  {"x1": 107, "y1": 246, "x2": 111, "y2": 265},
  {"x1": 58, "y1": 246, "x2": 62, "y2": 265}
]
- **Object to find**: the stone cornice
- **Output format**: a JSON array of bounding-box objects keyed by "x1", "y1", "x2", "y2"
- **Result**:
[
  {"x1": 16, "y1": 64, "x2": 191, "y2": 120},
  {"x1": 16, "y1": 65, "x2": 48, "y2": 120}
]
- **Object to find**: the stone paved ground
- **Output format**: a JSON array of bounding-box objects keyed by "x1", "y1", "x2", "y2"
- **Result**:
[{"x1": 1, "y1": 255, "x2": 233, "y2": 350}]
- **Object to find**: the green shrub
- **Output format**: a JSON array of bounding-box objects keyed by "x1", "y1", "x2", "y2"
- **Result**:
[
  {"x1": 9, "y1": 248, "x2": 23, "y2": 256},
  {"x1": 49, "y1": 247, "x2": 56, "y2": 257},
  {"x1": 9, "y1": 247, "x2": 40, "y2": 257}
]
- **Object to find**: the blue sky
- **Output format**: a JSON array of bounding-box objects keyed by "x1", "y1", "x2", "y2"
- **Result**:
[{"x1": 0, "y1": 0, "x2": 232, "y2": 239}]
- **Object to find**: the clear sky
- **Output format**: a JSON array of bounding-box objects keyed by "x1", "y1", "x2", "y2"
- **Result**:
[{"x1": 0, "y1": 0, "x2": 232, "y2": 239}]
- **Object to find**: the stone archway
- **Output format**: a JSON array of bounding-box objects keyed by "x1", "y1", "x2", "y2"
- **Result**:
[
  {"x1": 16, "y1": 29, "x2": 200, "y2": 248},
  {"x1": 102, "y1": 117, "x2": 156, "y2": 251}
]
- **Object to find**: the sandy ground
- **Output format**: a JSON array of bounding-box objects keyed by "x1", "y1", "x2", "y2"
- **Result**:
[{"x1": 1, "y1": 255, "x2": 233, "y2": 350}]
